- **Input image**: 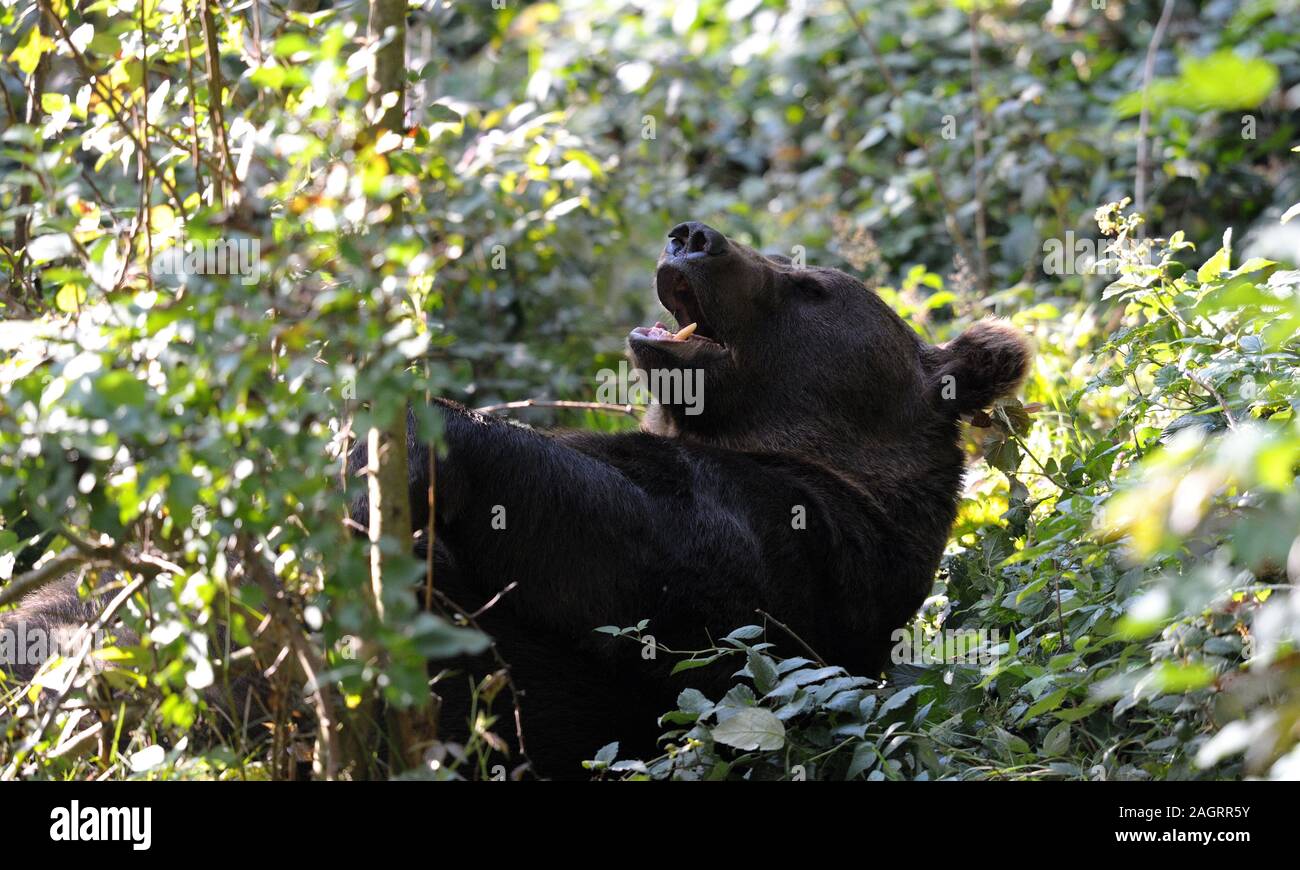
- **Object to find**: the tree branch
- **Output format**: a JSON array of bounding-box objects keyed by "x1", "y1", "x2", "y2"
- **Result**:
[
  {"x1": 201, "y1": 0, "x2": 239, "y2": 207},
  {"x1": 475, "y1": 398, "x2": 644, "y2": 417},
  {"x1": 0, "y1": 548, "x2": 96, "y2": 609},
  {"x1": 756, "y1": 608, "x2": 828, "y2": 668}
]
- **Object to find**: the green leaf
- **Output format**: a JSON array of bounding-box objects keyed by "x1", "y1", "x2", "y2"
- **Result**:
[
  {"x1": 410, "y1": 615, "x2": 491, "y2": 658},
  {"x1": 1171, "y1": 51, "x2": 1279, "y2": 110},
  {"x1": 1115, "y1": 51, "x2": 1280, "y2": 116},
  {"x1": 845, "y1": 741, "x2": 877, "y2": 779},
  {"x1": 659, "y1": 710, "x2": 699, "y2": 725},
  {"x1": 676, "y1": 688, "x2": 713, "y2": 715},
  {"x1": 1053, "y1": 704, "x2": 1099, "y2": 722},
  {"x1": 248, "y1": 65, "x2": 287, "y2": 89},
  {"x1": 670, "y1": 655, "x2": 718, "y2": 675},
  {"x1": 41, "y1": 93, "x2": 70, "y2": 115},
  {"x1": 1196, "y1": 229, "x2": 1233, "y2": 283},
  {"x1": 428, "y1": 103, "x2": 463, "y2": 124},
  {"x1": 1014, "y1": 574, "x2": 1049, "y2": 604},
  {"x1": 26, "y1": 233, "x2": 73, "y2": 264},
  {"x1": 724, "y1": 625, "x2": 764, "y2": 642},
  {"x1": 55, "y1": 284, "x2": 87, "y2": 313},
  {"x1": 711, "y1": 707, "x2": 786, "y2": 752},
  {"x1": 1152, "y1": 661, "x2": 1216, "y2": 693},
  {"x1": 9, "y1": 27, "x2": 54, "y2": 75},
  {"x1": 1231, "y1": 257, "x2": 1275, "y2": 276},
  {"x1": 746, "y1": 649, "x2": 779, "y2": 694},
  {"x1": 877, "y1": 685, "x2": 924, "y2": 719},
  {"x1": 1042, "y1": 721, "x2": 1071, "y2": 756},
  {"x1": 273, "y1": 33, "x2": 313, "y2": 58},
  {"x1": 94, "y1": 370, "x2": 147, "y2": 408},
  {"x1": 1022, "y1": 687, "x2": 1068, "y2": 721}
]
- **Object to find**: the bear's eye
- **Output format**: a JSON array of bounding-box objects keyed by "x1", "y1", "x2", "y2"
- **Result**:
[{"x1": 790, "y1": 271, "x2": 829, "y2": 298}]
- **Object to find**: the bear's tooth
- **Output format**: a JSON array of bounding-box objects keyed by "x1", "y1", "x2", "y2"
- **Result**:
[{"x1": 673, "y1": 322, "x2": 697, "y2": 341}]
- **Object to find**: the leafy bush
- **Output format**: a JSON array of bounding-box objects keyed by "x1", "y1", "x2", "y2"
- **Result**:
[
  {"x1": 589, "y1": 202, "x2": 1300, "y2": 780},
  {"x1": 2, "y1": 0, "x2": 1298, "y2": 779}
]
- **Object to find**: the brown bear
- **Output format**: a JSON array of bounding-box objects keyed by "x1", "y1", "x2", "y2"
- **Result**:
[
  {"x1": 367, "y1": 221, "x2": 1032, "y2": 776},
  {"x1": 2, "y1": 221, "x2": 1031, "y2": 779}
]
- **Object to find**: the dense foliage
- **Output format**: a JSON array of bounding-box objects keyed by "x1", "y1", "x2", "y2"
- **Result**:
[{"x1": 1, "y1": 0, "x2": 1298, "y2": 779}]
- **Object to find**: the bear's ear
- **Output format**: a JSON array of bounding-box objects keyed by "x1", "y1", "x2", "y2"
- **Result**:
[{"x1": 929, "y1": 319, "x2": 1032, "y2": 415}]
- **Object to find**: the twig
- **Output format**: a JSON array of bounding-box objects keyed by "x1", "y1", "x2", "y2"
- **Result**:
[
  {"x1": 4, "y1": 572, "x2": 147, "y2": 777},
  {"x1": 475, "y1": 398, "x2": 644, "y2": 417},
  {"x1": 0, "y1": 548, "x2": 99, "y2": 609},
  {"x1": 0, "y1": 523, "x2": 181, "y2": 610},
  {"x1": 469, "y1": 581, "x2": 517, "y2": 620},
  {"x1": 1135, "y1": 0, "x2": 1177, "y2": 237},
  {"x1": 422, "y1": 381, "x2": 441, "y2": 743},
  {"x1": 1186, "y1": 370, "x2": 1239, "y2": 430},
  {"x1": 78, "y1": 167, "x2": 115, "y2": 215},
  {"x1": 138, "y1": 0, "x2": 154, "y2": 292},
  {"x1": 180, "y1": 0, "x2": 206, "y2": 198},
  {"x1": 201, "y1": 0, "x2": 239, "y2": 206},
  {"x1": 1051, "y1": 558, "x2": 1067, "y2": 642},
  {"x1": 967, "y1": 4, "x2": 989, "y2": 293},
  {"x1": 251, "y1": 0, "x2": 264, "y2": 62},
  {"x1": 426, "y1": 584, "x2": 538, "y2": 778},
  {"x1": 14, "y1": 12, "x2": 50, "y2": 301},
  {"x1": 48, "y1": 717, "x2": 104, "y2": 761},
  {"x1": 423, "y1": 383, "x2": 437, "y2": 655},
  {"x1": 237, "y1": 537, "x2": 341, "y2": 781},
  {"x1": 756, "y1": 608, "x2": 827, "y2": 667},
  {"x1": 36, "y1": 1, "x2": 188, "y2": 208}
]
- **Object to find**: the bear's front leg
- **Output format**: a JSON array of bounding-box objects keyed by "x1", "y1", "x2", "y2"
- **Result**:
[{"x1": 416, "y1": 400, "x2": 665, "y2": 637}]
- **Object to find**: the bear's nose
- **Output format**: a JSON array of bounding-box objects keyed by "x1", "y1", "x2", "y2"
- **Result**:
[{"x1": 667, "y1": 221, "x2": 728, "y2": 257}]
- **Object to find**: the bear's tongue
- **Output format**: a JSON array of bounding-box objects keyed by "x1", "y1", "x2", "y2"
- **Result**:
[{"x1": 639, "y1": 321, "x2": 698, "y2": 342}]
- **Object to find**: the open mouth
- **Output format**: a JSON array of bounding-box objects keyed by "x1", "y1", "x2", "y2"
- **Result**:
[{"x1": 630, "y1": 267, "x2": 725, "y2": 348}]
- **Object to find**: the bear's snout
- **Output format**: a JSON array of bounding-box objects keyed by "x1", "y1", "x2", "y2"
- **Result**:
[{"x1": 666, "y1": 221, "x2": 729, "y2": 258}]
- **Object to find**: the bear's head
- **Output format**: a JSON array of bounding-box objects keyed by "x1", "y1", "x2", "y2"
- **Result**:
[{"x1": 628, "y1": 221, "x2": 1031, "y2": 463}]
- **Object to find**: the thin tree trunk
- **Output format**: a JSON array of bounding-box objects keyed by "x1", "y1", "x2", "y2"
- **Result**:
[
  {"x1": 360, "y1": 0, "x2": 437, "y2": 776},
  {"x1": 200, "y1": 0, "x2": 236, "y2": 207},
  {"x1": 367, "y1": 0, "x2": 407, "y2": 132}
]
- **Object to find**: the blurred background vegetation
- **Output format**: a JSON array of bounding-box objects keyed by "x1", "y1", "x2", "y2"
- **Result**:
[{"x1": 0, "y1": 0, "x2": 1298, "y2": 779}]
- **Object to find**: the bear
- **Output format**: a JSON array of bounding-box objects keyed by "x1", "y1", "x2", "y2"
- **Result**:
[
  {"x1": 354, "y1": 220, "x2": 1032, "y2": 776},
  {"x1": 1, "y1": 221, "x2": 1031, "y2": 779}
]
